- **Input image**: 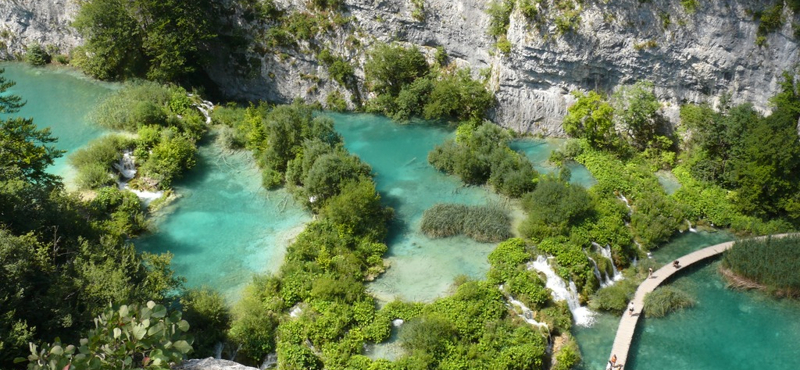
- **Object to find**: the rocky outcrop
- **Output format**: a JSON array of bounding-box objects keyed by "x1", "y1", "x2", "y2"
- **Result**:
[
  {"x1": 0, "y1": 0, "x2": 81, "y2": 59},
  {"x1": 0, "y1": 0, "x2": 797, "y2": 136}
]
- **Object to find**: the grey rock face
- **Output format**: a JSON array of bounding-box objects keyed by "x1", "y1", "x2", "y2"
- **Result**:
[
  {"x1": 0, "y1": 0, "x2": 81, "y2": 58},
  {"x1": 1, "y1": 0, "x2": 797, "y2": 136},
  {"x1": 174, "y1": 358, "x2": 259, "y2": 370}
]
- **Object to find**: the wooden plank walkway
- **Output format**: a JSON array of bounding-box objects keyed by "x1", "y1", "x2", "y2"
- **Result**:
[{"x1": 607, "y1": 233, "x2": 795, "y2": 369}]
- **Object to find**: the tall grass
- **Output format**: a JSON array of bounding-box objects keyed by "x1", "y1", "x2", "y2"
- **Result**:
[
  {"x1": 420, "y1": 203, "x2": 511, "y2": 242},
  {"x1": 643, "y1": 286, "x2": 695, "y2": 318},
  {"x1": 722, "y1": 236, "x2": 800, "y2": 297}
]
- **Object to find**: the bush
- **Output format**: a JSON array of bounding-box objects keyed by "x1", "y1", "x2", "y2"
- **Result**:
[
  {"x1": 69, "y1": 134, "x2": 132, "y2": 189},
  {"x1": 486, "y1": 0, "x2": 513, "y2": 37},
  {"x1": 25, "y1": 43, "x2": 50, "y2": 66},
  {"x1": 420, "y1": 203, "x2": 511, "y2": 243},
  {"x1": 24, "y1": 302, "x2": 193, "y2": 370},
  {"x1": 589, "y1": 279, "x2": 637, "y2": 314},
  {"x1": 181, "y1": 288, "x2": 231, "y2": 358},
  {"x1": 91, "y1": 81, "x2": 172, "y2": 131},
  {"x1": 643, "y1": 286, "x2": 695, "y2": 318},
  {"x1": 140, "y1": 133, "x2": 197, "y2": 188}
]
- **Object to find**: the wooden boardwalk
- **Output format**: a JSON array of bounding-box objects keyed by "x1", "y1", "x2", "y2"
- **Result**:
[{"x1": 607, "y1": 233, "x2": 795, "y2": 369}]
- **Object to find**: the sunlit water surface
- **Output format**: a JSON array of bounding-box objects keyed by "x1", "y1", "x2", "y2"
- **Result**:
[
  {"x1": 0, "y1": 62, "x2": 116, "y2": 183},
  {"x1": 574, "y1": 231, "x2": 800, "y2": 370}
]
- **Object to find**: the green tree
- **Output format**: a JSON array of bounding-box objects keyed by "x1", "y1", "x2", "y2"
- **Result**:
[
  {"x1": 73, "y1": 0, "x2": 218, "y2": 81},
  {"x1": 365, "y1": 43, "x2": 429, "y2": 97},
  {"x1": 613, "y1": 81, "x2": 661, "y2": 150},
  {"x1": 563, "y1": 90, "x2": 616, "y2": 148}
]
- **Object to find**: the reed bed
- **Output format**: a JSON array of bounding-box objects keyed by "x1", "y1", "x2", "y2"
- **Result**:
[
  {"x1": 420, "y1": 203, "x2": 511, "y2": 243},
  {"x1": 721, "y1": 235, "x2": 800, "y2": 297}
]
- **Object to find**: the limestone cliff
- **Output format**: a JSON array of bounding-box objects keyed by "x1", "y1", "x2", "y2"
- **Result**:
[{"x1": 1, "y1": 0, "x2": 797, "y2": 136}]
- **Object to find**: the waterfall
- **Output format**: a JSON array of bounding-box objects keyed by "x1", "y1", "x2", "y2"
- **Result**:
[
  {"x1": 596, "y1": 244, "x2": 623, "y2": 282},
  {"x1": 618, "y1": 193, "x2": 632, "y2": 215},
  {"x1": 587, "y1": 255, "x2": 613, "y2": 288},
  {"x1": 113, "y1": 150, "x2": 137, "y2": 179},
  {"x1": 188, "y1": 93, "x2": 214, "y2": 124},
  {"x1": 529, "y1": 256, "x2": 596, "y2": 327},
  {"x1": 499, "y1": 286, "x2": 549, "y2": 329},
  {"x1": 214, "y1": 342, "x2": 223, "y2": 359},
  {"x1": 260, "y1": 353, "x2": 277, "y2": 369},
  {"x1": 685, "y1": 219, "x2": 697, "y2": 233},
  {"x1": 112, "y1": 150, "x2": 165, "y2": 205}
]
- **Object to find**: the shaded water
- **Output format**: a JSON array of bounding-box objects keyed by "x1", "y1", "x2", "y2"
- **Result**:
[
  {"x1": 509, "y1": 139, "x2": 597, "y2": 188},
  {"x1": 574, "y1": 231, "x2": 800, "y2": 370},
  {"x1": 0, "y1": 63, "x2": 115, "y2": 181},
  {"x1": 656, "y1": 170, "x2": 682, "y2": 195},
  {"x1": 329, "y1": 113, "x2": 507, "y2": 302},
  {"x1": 136, "y1": 142, "x2": 311, "y2": 301}
]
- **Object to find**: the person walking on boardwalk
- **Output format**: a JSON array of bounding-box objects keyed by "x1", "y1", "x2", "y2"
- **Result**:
[
  {"x1": 648, "y1": 267, "x2": 653, "y2": 278},
  {"x1": 628, "y1": 301, "x2": 635, "y2": 316}
]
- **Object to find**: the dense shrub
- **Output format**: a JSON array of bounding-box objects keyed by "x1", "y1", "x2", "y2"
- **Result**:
[
  {"x1": 69, "y1": 134, "x2": 133, "y2": 189},
  {"x1": 520, "y1": 178, "x2": 592, "y2": 241},
  {"x1": 25, "y1": 43, "x2": 51, "y2": 66},
  {"x1": 643, "y1": 286, "x2": 695, "y2": 318},
  {"x1": 429, "y1": 122, "x2": 537, "y2": 196},
  {"x1": 181, "y1": 288, "x2": 231, "y2": 358},
  {"x1": 420, "y1": 203, "x2": 512, "y2": 242},
  {"x1": 588, "y1": 279, "x2": 637, "y2": 314}
]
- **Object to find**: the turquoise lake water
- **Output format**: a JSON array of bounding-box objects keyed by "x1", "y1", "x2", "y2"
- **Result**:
[
  {"x1": 329, "y1": 113, "x2": 507, "y2": 302},
  {"x1": 13, "y1": 66, "x2": 800, "y2": 368},
  {"x1": 574, "y1": 231, "x2": 800, "y2": 370},
  {"x1": 509, "y1": 139, "x2": 597, "y2": 188},
  {"x1": 0, "y1": 63, "x2": 115, "y2": 182},
  {"x1": 135, "y1": 141, "x2": 311, "y2": 301}
]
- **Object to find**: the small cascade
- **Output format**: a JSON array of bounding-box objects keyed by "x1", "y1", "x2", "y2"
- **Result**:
[
  {"x1": 189, "y1": 93, "x2": 214, "y2": 124},
  {"x1": 113, "y1": 150, "x2": 136, "y2": 179},
  {"x1": 618, "y1": 193, "x2": 632, "y2": 215},
  {"x1": 500, "y1": 286, "x2": 549, "y2": 329},
  {"x1": 595, "y1": 243, "x2": 623, "y2": 282},
  {"x1": 530, "y1": 256, "x2": 596, "y2": 327},
  {"x1": 214, "y1": 342, "x2": 223, "y2": 359},
  {"x1": 260, "y1": 353, "x2": 278, "y2": 369},
  {"x1": 113, "y1": 150, "x2": 164, "y2": 205},
  {"x1": 685, "y1": 219, "x2": 697, "y2": 233},
  {"x1": 632, "y1": 256, "x2": 638, "y2": 267},
  {"x1": 587, "y1": 255, "x2": 612, "y2": 288}
]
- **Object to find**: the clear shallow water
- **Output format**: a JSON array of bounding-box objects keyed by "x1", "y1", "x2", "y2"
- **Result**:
[
  {"x1": 136, "y1": 142, "x2": 311, "y2": 301},
  {"x1": 0, "y1": 63, "x2": 115, "y2": 181},
  {"x1": 328, "y1": 113, "x2": 507, "y2": 302},
  {"x1": 509, "y1": 139, "x2": 597, "y2": 188},
  {"x1": 574, "y1": 231, "x2": 800, "y2": 370}
]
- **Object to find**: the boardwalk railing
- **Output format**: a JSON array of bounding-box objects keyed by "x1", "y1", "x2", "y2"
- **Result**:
[{"x1": 607, "y1": 233, "x2": 795, "y2": 368}]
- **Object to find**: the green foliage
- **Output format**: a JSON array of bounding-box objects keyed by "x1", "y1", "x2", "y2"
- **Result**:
[
  {"x1": 679, "y1": 74, "x2": 800, "y2": 224},
  {"x1": 423, "y1": 69, "x2": 495, "y2": 122},
  {"x1": 755, "y1": 2, "x2": 784, "y2": 46},
  {"x1": 22, "y1": 301, "x2": 193, "y2": 370},
  {"x1": 588, "y1": 279, "x2": 637, "y2": 314},
  {"x1": 420, "y1": 203, "x2": 512, "y2": 242},
  {"x1": 0, "y1": 69, "x2": 24, "y2": 113},
  {"x1": 564, "y1": 91, "x2": 616, "y2": 149},
  {"x1": 520, "y1": 178, "x2": 592, "y2": 241},
  {"x1": 140, "y1": 132, "x2": 197, "y2": 188},
  {"x1": 91, "y1": 81, "x2": 172, "y2": 131},
  {"x1": 72, "y1": 0, "x2": 219, "y2": 81},
  {"x1": 25, "y1": 43, "x2": 51, "y2": 66},
  {"x1": 326, "y1": 90, "x2": 348, "y2": 112},
  {"x1": 69, "y1": 134, "x2": 131, "y2": 189},
  {"x1": 552, "y1": 334, "x2": 581, "y2": 370},
  {"x1": 612, "y1": 81, "x2": 661, "y2": 150},
  {"x1": 180, "y1": 288, "x2": 230, "y2": 358},
  {"x1": 411, "y1": 0, "x2": 426, "y2": 21},
  {"x1": 643, "y1": 286, "x2": 695, "y2": 318},
  {"x1": 486, "y1": 0, "x2": 514, "y2": 38},
  {"x1": 365, "y1": 43, "x2": 493, "y2": 123},
  {"x1": 1, "y1": 117, "x2": 63, "y2": 188},
  {"x1": 320, "y1": 179, "x2": 394, "y2": 240},
  {"x1": 429, "y1": 122, "x2": 537, "y2": 196},
  {"x1": 722, "y1": 236, "x2": 800, "y2": 297},
  {"x1": 229, "y1": 276, "x2": 282, "y2": 363},
  {"x1": 365, "y1": 44, "x2": 429, "y2": 98},
  {"x1": 680, "y1": 0, "x2": 698, "y2": 13}
]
